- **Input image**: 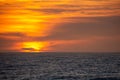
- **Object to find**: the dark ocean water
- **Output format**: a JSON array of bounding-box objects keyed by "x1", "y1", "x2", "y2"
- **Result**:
[{"x1": 0, "y1": 52, "x2": 120, "y2": 80}]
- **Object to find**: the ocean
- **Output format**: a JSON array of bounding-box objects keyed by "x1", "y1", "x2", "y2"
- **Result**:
[{"x1": 0, "y1": 52, "x2": 120, "y2": 80}]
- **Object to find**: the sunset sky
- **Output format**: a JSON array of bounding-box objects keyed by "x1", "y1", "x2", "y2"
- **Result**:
[{"x1": 0, "y1": 0, "x2": 120, "y2": 52}]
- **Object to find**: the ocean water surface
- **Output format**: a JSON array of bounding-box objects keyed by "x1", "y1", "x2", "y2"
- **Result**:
[{"x1": 0, "y1": 52, "x2": 120, "y2": 80}]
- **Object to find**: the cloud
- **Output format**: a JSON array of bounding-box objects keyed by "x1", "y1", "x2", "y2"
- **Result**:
[
  {"x1": 28, "y1": 8, "x2": 79, "y2": 14},
  {"x1": 0, "y1": 32, "x2": 26, "y2": 51},
  {"x1": 48, "y1": 37, "x2": 120, "y2": 52},
  {"x1": 22, "y1": 48, "x2": 36, "y2": 51},
  {"x1": 26, "y1": 0, "x2": 120, "y2": 16},
  {"x1": 28, "y1": 16, "x2": 120, "y2": 52},
  {"x1": 1, "y1": 0, "x2": 120, "y2": 18},
  {"x1": 33, "y1": 16, "x2": 120, "y2": 41},
  {"x1": 0, "y1": 32, "x2": 26, "y2": 38},
  {"x1": 0, "y1": 36, "x2": 18, "y2": 51}
]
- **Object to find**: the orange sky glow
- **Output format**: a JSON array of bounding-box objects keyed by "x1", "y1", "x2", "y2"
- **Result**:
[{"x1": 0, "y1": 0, "x2": 120, "y2": 52}]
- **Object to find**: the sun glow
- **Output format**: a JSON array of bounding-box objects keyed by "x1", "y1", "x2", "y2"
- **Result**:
[{"x1": 22, "y1": 42, "x2": 47, "y2": 52}]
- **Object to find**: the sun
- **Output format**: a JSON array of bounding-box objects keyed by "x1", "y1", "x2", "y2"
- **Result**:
[{"x1": 22, "y1": 42, "x2": 46, "y2": 52}]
